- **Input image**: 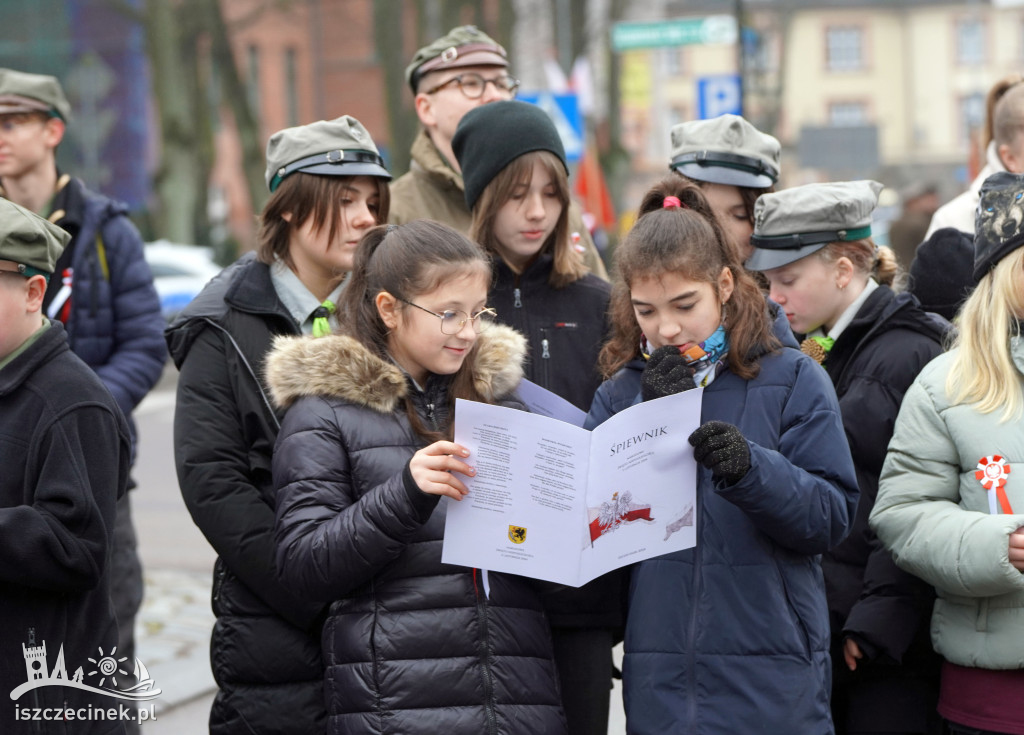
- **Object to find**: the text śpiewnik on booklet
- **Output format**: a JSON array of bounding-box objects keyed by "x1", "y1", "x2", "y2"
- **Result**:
[{"x1": 441, "y1": 389, "x2": 703, "y2": 587}]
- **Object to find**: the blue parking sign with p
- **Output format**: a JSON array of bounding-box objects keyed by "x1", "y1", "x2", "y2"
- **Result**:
[{"x1": 697, "y1": 75, "x2": 742, "y2": 120}]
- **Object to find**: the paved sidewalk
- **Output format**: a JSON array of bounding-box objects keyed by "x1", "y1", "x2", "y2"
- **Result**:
[{"x1": 134, "y1": 568, "x2": 216, "y2": 721}]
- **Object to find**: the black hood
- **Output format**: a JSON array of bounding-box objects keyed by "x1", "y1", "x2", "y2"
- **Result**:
[{"x1": 164, "y1": 252, "x2": 293, "y2": 367}]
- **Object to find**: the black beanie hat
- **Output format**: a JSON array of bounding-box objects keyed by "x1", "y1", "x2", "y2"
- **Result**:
[
  {"x1": 974, "y1": 171, "x2": 1024, "y2": 282},
  {"x1": 452, "y1": 100, "x2": 568, "y2": 211},
  {"x1": 908, "y1": 227, "x2": 975, "y2": 322}
]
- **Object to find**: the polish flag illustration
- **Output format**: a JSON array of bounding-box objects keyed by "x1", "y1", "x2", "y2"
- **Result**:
[{"x1": 588, "y1": 491, "x2": 654, "y2": 543}]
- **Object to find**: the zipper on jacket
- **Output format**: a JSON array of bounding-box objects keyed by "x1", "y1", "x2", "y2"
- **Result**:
[
  {"x1": 538, "y1": 328, "x2": 552, "y2": 390},
  {"x1": 513, "y1": 287, "x2": 522, "y2": 308},
  {"x1": 686, "y1": 480, "x2": 703, "y2": 733},
  {"x1": 475, "y1": 581, "x2": 499, "y2": 735},
  {"x1": 212, "y1": 561, "x2": 227, "y2": 603},
  {"x1": 426, "y1": 402, "x2": 437, "y2": 430}
]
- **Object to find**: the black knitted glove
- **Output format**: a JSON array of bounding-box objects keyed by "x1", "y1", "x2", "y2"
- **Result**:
[
  {"x1": 641, "y1": 345, "x2": 696, "y2": 402},
  {"x1": 688, "y1": 421, "x2": 751, "y2": 484}
]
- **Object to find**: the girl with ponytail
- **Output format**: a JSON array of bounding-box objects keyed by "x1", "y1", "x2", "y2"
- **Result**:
[
  {"x1": 586, "y1": 176, "x2": 858, "y2": 734},
  {"x1": 747, "y1": 180, "x2": 948, "y2": 734},
  {"x1": 266, "y1": 219, "x2": 567, "y2": 735}
]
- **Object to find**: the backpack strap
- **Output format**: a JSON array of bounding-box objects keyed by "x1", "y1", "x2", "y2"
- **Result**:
[{"x1": 95, "y1": 231, "x2": 110, "y2": 281}]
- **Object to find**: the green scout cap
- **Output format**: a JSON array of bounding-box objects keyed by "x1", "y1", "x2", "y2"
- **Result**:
[
  {"x1": 405, "y1": 25, "x2": 508, "y2": 93},
  {"x1": 670, "y1": 114, "x2": 780, "y2": 189},
  {"x1": 0, "y1": 198, "x2": 70, "y2": 279},
  {"x1": 265, "y1": 116, "x2": 391, "y2": 193},
  {"x1": 746, "y1": 180, "x2": 882, "y2": 272},
  {"x1": 0, "y1": 68, "x2": 71, "y2": 122}
]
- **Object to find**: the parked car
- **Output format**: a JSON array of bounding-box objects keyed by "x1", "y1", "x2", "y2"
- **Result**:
[{"x1": 144, "y1": 240, "x2": 223, "y2": 322}]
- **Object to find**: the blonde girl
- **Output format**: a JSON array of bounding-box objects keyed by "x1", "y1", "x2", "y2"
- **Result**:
[{"x1": 872, "y1": 171, "x2": 1024, "y2": 735}]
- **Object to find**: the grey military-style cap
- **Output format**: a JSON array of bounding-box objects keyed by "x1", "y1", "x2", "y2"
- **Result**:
[
  {"x1": 405, "y1": 25, "x2": 508, "y2": 93},
  {"x1": 264, "y1": 116, "x2": 391, "y2": 193},
  {"x1": 0, "y1": 197, "x2": 70, "y2": 279},
  {"x1": 745, "y1": 180, "x2": 883, "y2": 272},
  {"x1": 669, "y1": 114, "x2": 780, "y2": 188},
  {"x1": 0, "y1": 68, "x2": 72, "y2": 122}
]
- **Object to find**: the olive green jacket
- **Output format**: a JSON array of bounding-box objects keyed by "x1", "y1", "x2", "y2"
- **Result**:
[
  {"x1": 389, "y1": 130, "x2": 609, "y2": 280},
  {"x1": 870, "y1": 340, "x2": 1024, "y2": 670}
]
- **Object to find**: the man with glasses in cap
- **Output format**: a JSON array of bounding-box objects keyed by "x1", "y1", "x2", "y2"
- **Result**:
[
  {"x1": 391, "y1": 25, "x2": 607, "y2": 279},
  {"x1": 0, "y1": 197, "x2": 131, "y2": 734},
  {"x1": 0, "y1": 67, "x2": 165, "y2": 734}
]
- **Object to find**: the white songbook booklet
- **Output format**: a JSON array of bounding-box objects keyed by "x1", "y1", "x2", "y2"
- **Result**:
[{"x1": 442, "y1": 389, "x2": 703, "y2": 586}]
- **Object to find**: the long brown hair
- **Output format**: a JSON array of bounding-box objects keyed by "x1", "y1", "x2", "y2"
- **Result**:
[
  {"x1": 339, "y1": 220, "x2": 493, "y2": 441},
  {"x1": 470, "y1": 150, "x2": 586, "y2": 288},
  {"x1": 599, "y1": 176, "x2": 779, "y2": 379},
  {"x1": 256, "y1": 173, "x2": 390, "y2": 267}
]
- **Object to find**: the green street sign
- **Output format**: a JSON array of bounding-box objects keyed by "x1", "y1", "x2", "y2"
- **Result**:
[{"x1": 611, "y1": 15, "x2": 738, "y2": 51}]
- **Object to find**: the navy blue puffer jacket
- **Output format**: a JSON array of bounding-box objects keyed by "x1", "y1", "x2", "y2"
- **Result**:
[
  {"x1": 54, "y1": 179, "x2": 166, "y2": 443},
  {"x1": 586, "y1": 344, "x2": 858, "y2": 734}
]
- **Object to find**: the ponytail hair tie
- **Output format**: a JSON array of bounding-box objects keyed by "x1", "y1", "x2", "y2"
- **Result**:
[{"x1": 663, "y1": 196, "x2": 684, "y2": 209}]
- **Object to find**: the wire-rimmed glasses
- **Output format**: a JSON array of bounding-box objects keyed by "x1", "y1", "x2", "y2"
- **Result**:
[{"x1": 399, "y1": 298, "x2": 498, "y2": 335}]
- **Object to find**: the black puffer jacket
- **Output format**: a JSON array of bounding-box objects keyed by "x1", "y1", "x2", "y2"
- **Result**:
[
  {"x1": 268, "y1": 325, "x2": 567, "y2": 735},
  {"x1": 165, "y1": 253, "x2": 326, "y2": 735},
  {"x1": 820, "y1": 285, "x2": 948, "y2": 732}
]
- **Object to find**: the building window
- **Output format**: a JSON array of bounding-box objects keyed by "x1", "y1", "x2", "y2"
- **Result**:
[
  {"x1": 285, "y1": 48, "x2": 299, "y2": 127},
  {"x1": 829, "y1": 102, "x2": 868, "y2": 127},
  {"x1": 246, "y1": 45, "x2": 260, "y2": 117},
  {"x1": 661, "y1": 48, "x2": 683, "y2": 76},
  {"x1": 959, "y1": 92, "x2": 986, "y2": 146},
  {"x1": 826, "y1": 26, "x2": 863, "y2": 72},
  {"x1": 956, "y1": 19, "x2": 985, "y2": 66}
]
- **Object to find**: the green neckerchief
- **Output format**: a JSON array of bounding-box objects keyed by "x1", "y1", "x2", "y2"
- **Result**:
[{"x1": 311, "y1": 300, "x2": 336, "y2": 338}]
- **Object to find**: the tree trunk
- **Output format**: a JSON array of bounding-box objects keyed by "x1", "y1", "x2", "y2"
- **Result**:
[
  {"x1": 374, "y1": 0, "x2": 417, "y2": 176},
  {"x1": 207, "y1": 0, "x2": 268, "y2": 216},
  {"x1": 143, "y1": 0, "x2": 201, "y2": 243},
  {"x1": 511, "y1": 0, "x2": 553, "y2": 91}
]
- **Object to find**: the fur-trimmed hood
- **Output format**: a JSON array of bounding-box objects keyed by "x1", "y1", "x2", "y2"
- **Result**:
[{"x1": 266, "y1": 323, "x2": 527, "y2": 413}]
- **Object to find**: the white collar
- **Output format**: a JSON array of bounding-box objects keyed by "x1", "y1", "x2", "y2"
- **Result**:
[
  {"x1": 819, "y1": 278, "x2": 878, "y2": 342},
  {"x1": 270, "y1": 260, "x2": 346, "y2": 335}
]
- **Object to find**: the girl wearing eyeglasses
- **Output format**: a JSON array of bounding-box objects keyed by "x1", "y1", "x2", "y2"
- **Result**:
[
  {"x1": 452, "y1": 100, "x2": 616, "y2": 735},
  {"x1": 267, "y1": 219, "x2": 568, "y2": 735}
]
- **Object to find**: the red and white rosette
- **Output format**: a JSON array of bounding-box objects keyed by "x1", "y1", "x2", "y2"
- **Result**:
[{"x1": 975, "y1": 455, "x2": 1014, "y2": 515}]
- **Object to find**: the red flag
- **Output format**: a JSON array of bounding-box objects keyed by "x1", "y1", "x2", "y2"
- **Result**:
[
  {"x1": 574, "y1": 141, "x2": 616, "y2": 231},
  {"x1": 588, "y1": 506, "x2": 654, "y2": 542}
]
